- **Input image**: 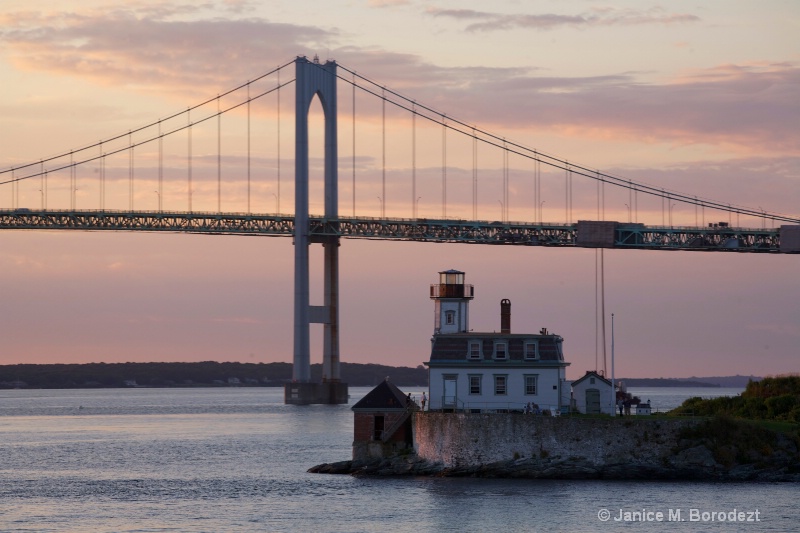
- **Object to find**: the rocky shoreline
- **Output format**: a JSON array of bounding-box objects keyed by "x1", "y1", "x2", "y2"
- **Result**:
[{"x1": 309, "y1": 449, "x2": 800, "y2": 481}]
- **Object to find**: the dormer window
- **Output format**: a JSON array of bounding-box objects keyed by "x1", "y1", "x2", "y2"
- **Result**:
[
  {"x1": 493, "y1": 341, "x2": 508, "y2": 360},
  {"x1": 524, "y1": 341, "x2": 538, "y2": 360},
  {"x1": 468, "y1": 340, "x2": 482, "y2": 359}
]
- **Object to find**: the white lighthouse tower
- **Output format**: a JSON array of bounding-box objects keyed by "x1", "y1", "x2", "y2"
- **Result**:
[{"x1": 430, "y1": 269, "x2": 474, "y2": 334}]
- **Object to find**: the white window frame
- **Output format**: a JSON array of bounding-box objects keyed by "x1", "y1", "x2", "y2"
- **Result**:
[
  {"x1": 445, "y1": 310, "x2": 455, "y2": 325},
  {"x1": 524, "y1": 374, "x2": 538, "y2": 396},
  {"x1": 467, "y1": 340, "x2": 483, "y2": 360},
  {"x1": 468, "y1": 374, "x2": 482, "y2": 395},
  {"x1": 494, "y1": 374, "x2": 508, "y2": 395},
  {"x1": 524, "y1": 340, "x2": 539, "y2": 360},
  {"x1": 493, "y1": 341, "x2": 508, "y2": 360}
]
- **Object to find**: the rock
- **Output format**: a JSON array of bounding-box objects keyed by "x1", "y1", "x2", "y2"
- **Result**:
[{"x1": 672, "y1": 445, "x2": 718, "y2": 468}]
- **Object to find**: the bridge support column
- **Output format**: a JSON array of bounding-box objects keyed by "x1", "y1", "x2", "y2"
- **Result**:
[{"x1": 286, "y1": 55, "x2": 347, "y2": 404}]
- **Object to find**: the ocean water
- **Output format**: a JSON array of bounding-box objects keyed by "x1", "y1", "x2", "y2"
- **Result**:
[{"x1": 0, "y1": 386, "x2": 795, "y2": 532}]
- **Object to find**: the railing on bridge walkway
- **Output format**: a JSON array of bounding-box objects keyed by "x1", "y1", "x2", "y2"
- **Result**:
[{"x1": 0, "y1": 208, "x2": 795, "y2": 253}]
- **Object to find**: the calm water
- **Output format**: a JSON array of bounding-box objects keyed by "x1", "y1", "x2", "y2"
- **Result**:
[{"x1": 0, "y1": 387, "x2": 795, "y2": 532}]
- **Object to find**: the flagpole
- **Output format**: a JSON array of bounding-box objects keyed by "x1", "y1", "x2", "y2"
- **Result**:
[{"x1": 611, "y1": 313, "x2": 616, "y2": 416}]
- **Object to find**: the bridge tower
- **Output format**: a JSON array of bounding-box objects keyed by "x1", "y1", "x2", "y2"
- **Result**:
[{"x1": 284, "y1": 56, "x2": 348, "y2": 405}]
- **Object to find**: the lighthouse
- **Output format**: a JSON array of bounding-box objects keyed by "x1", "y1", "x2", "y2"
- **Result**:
[{"x1": 429, "y1": 269, "x2": 474, "y2": 334}]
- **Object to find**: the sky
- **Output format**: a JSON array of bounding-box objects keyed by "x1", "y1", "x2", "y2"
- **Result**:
[{"x1": 0, "y1": 0, "x2": 798, "y2": 379}]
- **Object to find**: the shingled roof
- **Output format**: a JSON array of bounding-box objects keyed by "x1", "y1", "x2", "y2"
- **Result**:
[
  {"x1": 428, "y1": 333, "x2": 567, "y2": 363},
  {"x1": 352, "y1": 378, "x2": 411, "y2": 411}
]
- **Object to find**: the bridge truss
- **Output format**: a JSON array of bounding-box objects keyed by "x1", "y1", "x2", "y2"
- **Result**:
[{"x1": 1, "y1": 209, "x2": 795, "y2": 253}]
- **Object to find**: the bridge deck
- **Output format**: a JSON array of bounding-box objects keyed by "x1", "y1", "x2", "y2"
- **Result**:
[{"x1": 0, "y1": 209, "x2": 793, "y2": 253}]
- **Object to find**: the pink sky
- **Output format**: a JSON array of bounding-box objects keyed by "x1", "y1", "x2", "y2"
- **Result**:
[{"x1": 0, "y1": 1, "x2": 798, "y2": 379}]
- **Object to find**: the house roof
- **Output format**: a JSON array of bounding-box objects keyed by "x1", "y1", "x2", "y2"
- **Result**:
[
  {"x1": 351, "y1": 378, "x2": 411, "y2": 411},
  {"x1": 427, "y1": 332, "x2": 568, "y2": 367},
  {"x1": 572, "y1": 370, "x2": 612, "y2": 387}
]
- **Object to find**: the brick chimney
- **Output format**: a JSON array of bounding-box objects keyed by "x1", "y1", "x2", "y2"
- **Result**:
[{"x1": 501, "y1": 299, "x2": 511, "y2": 334}]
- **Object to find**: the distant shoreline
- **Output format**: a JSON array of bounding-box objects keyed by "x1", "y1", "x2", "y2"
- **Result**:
[{"x1": 0, "y1": 361, "x2": 760, "y2": 389}]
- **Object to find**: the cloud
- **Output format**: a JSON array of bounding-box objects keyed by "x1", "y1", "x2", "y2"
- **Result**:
[
  {"x1": 427, "y1": 5, "x2": 700, "y2": 32},
  {"x1": 368, "y1": 0, "x2": 410, "y2": 7},
  {"x1": 0, "y1": 4, "x2": 335, "y2": 98},
  {"x1": 332, "y1": 49, "x2": 800, "y2": 154},
  {"x1": 1, "y1": 4, "x2": 795, "y2": 156}
]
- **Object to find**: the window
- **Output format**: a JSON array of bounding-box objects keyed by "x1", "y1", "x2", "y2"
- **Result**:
[
  {"x1": 524, "y1": 341, "x2": 538, "y2": 360},
  {"x1": 590, "y1": 377, "x2": 596, "y2": 384},
  {"x1": 469, "y1": 375, "x2": 482, "y2": 395},
  {"x1": 468, "y1": 340, "x2": 482, "y2": 359},
  {"x1": 525, "y1": 374, "x2": 538, "y2": 395},
  {"x1": 493, "y1": 341, "x2": 508, "y2": 360},
  {"x1": 445, "y1": 310, "x2": 455, "y2": 325},
  {"x1": 494, "y1": 375, "x2": 507, "y2": 395}
]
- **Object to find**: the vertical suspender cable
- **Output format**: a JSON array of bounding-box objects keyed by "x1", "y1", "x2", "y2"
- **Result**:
[
  {"x1": 158, "y1": 120, "x2": 163, "y2": 213},
  {"x1": 100, "y1": 142, "x2": 105, "y2": 211},
  {"x1": 596, "y1": 171, "x2": 600, "y2": 221},
  {"x1": 129, "y1": 132, "x2": 134, "y2": 211},
  {"x1": 247, "y1": 83, "x2": 251, "y2": 214},
  {"x1": 503, "y1": 140, "x2": 509, "y2": 222},
  {"x1": 381, "y1": 88, "x2": 386, "y2": 218},
  {"x1": 534, "y1": 152, "x2": 540, "y2": 224},
  {"x1": 217, "y1": 96, "x2": 221, "y2": 213},
  {"x1": 472, "y1": 128, "x2": 477, "y2": 221},
  {"x1": 413, "y1": 104, "x2": 417, "y2": 219},
  {"x1": 442, "y1": 114, "x2": 446, "y2": 219},
  {"x1": 70, "y1": 152, "x2": 75, "y2": 211},
  {"x1": 601, "y1": 172, "x2": 605, "y2": 221},
  {"x1": 567, "y1": 165, "x2": 572, "y2": 224},
  {"x1": 277, "y1": 68, "x2": 281, "y2": 214},
  {"x1": 40, "y1": 162, "x2": 45, "y2": 210},
  {"x1": 188, "y1": 109, "x2": 193, "y2": 212},
  {"x1": 352, "y1": 72, "x2": 356, "y2": 217},
  {"x1": 629, "y1": 180, "x2": 633, "y2": 224},
  {"x1": 565, "y1": 163, "x2": 569, "y2": 224},
  {"x1": 538, "y1": 158, "x2": 542, "y2": 223}
]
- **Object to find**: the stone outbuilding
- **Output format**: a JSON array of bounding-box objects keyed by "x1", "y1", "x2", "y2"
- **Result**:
[
  {"x1": 571, "y1": 370, "x2": 614, "y2": 415},
  {"x1": 352, "y1": 378, "x2": 416, "y2": 460}
]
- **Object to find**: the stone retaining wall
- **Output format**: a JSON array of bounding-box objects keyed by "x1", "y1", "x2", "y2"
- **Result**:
[{"x1": 414, "y1": 412, "x2": 698, "y2": 467}]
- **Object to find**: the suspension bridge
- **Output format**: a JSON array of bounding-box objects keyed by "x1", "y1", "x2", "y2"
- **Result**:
[{"x1": 2, "y1": 56, "x2": 798, "y2": 403}]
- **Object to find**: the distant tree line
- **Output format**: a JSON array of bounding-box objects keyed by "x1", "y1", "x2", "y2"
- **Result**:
[
  {"x1": 0, "y1": 361, "x2": 429, "y2": 389},
  {"x1": 670, "y1": 375, "x2": 800, "y2": 422}
]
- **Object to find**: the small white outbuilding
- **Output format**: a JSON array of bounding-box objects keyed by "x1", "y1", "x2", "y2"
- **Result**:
[{"x1": 571, "y1": 370, "x2": 614, "y2": 415}]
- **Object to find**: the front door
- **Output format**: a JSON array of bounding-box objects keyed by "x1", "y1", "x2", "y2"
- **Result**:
[
  {"x1": 586, "y1": 389, "x2": 601, "y2": 414},
  {"x1": 443, "y1": 376, "x2": 457, "y2": 409}
]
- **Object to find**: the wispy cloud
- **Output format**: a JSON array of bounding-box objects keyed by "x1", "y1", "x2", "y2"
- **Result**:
[
  {"x1": 333, "y1": 49, "x2": 800, "y2": 154},
  {"x1": 427, "y1": 5, "x2": 700, "y2": 32},
  {"x1": 0, "y1": 4, "x2": 335, "y2": 98},
  {"x1": 1, "y1": 5, "x2": 795, "y2": 154},
  {"x1": 368, "y1": 0, "x2": 411, "y2": 7}
]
